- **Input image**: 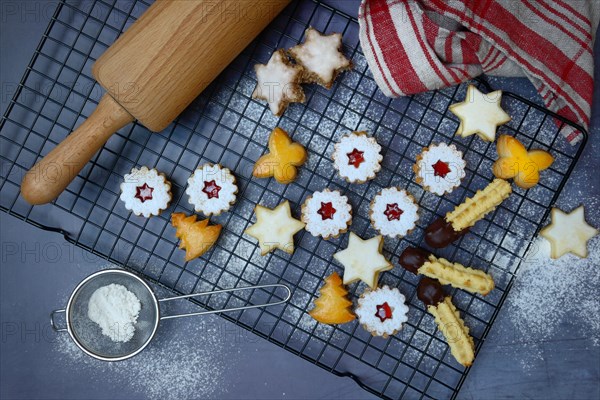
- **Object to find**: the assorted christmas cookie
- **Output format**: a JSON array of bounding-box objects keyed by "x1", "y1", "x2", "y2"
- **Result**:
[
  {"x1": 414, "y1": 143, "x2": 466, "y2": 195},
  {"x1": 449, "y1": 84, "x2": 511, "y2": 142},
  {"x1": 301, "y1": 189, "x2": 352, "y2": 239},
  {"x1": 186, "y1": 164, "x2": 237, "y2": 216},
  {"x1": 355, "y1": 285, "x2": 409, "y2": 338},
  {"x1": 171, "y1": 213, "x2": 222, "y2": 261},
  {"x1": 253, "y1": 127, "x2": 307, "y2": 184},
  {"x1": 244, "y1": 200, "x2": 306, "y2": 256},
  {"x1": 492, "y1": 135, "x2": 554, "y2": 189},
  {"x1": 425, "y1": 178, "x2": 512, "y2": 248},
  {"x1": 369, "y1": 187, "x2": 419, "y2": 238},
  {"x1": 253, "y1": 49, "x2": 305, "y2": 116},
  {"x1": 332, "y1": 131, "x2": 382, "y2": 183},
  {"x1": 120, "y1": 166, "x2": 172, "y2": 218},
  {"x1": 288, "y1": 27, "x2": 352, "y2": 89},
  {"x1": 399, "y1": 247, "x2": 495, "y2": 295},
  {"x1": 539, "y1": 206, "x2": 598, "y2": 259},
  {"x1": 417, "y1": 277, "x2": 475, "y2": 367},
  {"x1": 309, "y1": 271, "x2": 355, "y2": 325},
  {"x1": 333, "y1": 232, "x2": 393, "y2": 288}
]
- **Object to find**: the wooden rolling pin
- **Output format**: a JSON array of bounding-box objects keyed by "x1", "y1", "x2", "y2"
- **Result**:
[{"x1": 21, "y1": 0, "x2": 289, "y2": 205}]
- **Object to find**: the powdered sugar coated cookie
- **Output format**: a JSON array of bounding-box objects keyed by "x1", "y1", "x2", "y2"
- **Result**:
[
  {"x1": 301, "y1": 189, "x2": 352, "y2": 240},
  {"x1": 414, "y1": 143, "x2": 466, "y2": 195},
  {"x1": 120, "y1": 166, "x2": 171, "y2": 218},
  {"x1": 332, "y1": 132, "x2": 382, "y2": 183},
  {"x1": 186, "y1": 164, "x2": 237, "y2": 216},
  {"x1": 253, "y1": 49, "x2": 305, "y2": 116},
  {"x1": 356, "y1": 285, "x2": 409, "y2": 337},
  {"x1": 370, "y1": 187, "x2": 419, "y2": 238},
  {"x1": 288, "y1": 27, "x2": 352, "y2": 89}
]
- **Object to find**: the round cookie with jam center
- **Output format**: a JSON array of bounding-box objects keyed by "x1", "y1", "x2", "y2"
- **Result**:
[
  {"x1": 120, "y1": 166, "x2": 172, "y2": 218},
  {"x1": 356, "y1": 285, "x2": 409, "y2": 338},
  {"x1": 186, "y1": 164, "x2": 237, "y2": 216},
  {"x1": 332, "y1": 132, "x2": 382, "y2": 183},
  {"x1": 301, "y1": 189, "x2": 352, "y2": 240},
  {"x1": 414, "y1": 143, "x2": 466, "y2": 195},
  {"x1": 370, "y1": 187, "x2": 419, "y2": 238}
]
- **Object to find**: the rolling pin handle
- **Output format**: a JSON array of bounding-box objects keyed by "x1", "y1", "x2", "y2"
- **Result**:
[{"x1": 20, "y1": 94, "x2": 134, "y2": 205}]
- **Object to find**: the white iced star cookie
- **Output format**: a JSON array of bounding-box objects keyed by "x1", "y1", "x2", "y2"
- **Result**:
[
  {"x1": 333, "y1": 232, "x2": 393, "y2": 288},
  {"x1": 332, "y1": 132, "x2": 382, "y2": 183},
  {"x1": 253, "y1": 49, "x2": 305, "y2": 116},
  {"x1": 186, "y1": 164, "x2": 237, "y2": 216},
  {"x1": 449, "y1": 84, "x2": 511, "y2": 142},
  {"x1": 120, "y1": 166, "x2": 171, "y2": 218},
  {"x1": 288, "y1": 27, "x2": 352, "y2": 89},
  {"x1": 245, "y1": 200, "x2": 305, "y2": 255},
  {"x1": 540, "y1": 206, "x2": 598, "y2": 259}
]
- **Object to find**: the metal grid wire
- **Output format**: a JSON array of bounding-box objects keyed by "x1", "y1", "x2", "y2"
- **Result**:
[{"x1": 0, "y1": 0, "x2": 587, "y2": 399}]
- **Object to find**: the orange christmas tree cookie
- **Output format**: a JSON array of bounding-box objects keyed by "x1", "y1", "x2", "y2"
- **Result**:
[
  {"x1": 171, "y1": 213, "x2": 222, "y2": 261},
  {"x1": 492, "y1": 135, "x2": 554, "y2": 189},
  {"x1": 309, "y1": 272, "x2": 355, "y2": 324},
  {"x1": 253, "y1": 127, "x2": 307, "y2": 184}
]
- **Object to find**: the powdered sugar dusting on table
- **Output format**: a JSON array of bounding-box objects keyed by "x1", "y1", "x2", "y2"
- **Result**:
[
  {"x1": 507, "y1": 235, "x2": 600, "y2": 355},
  {"x1": 55, "y1": 290, "x2": 227, "y2": 399}
]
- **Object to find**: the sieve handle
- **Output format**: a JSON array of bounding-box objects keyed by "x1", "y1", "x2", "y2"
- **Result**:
[
  {"x1": 50, "y1": 309, "x2": 68, "y2": 332},
  {"x1": 158, "y1": 284, "x2": 291, "y2": 320}
]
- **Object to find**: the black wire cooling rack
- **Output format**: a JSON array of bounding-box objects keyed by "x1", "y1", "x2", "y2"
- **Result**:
[{"x1": 0, "y1": 0, "x2": 588, "y2": 398}]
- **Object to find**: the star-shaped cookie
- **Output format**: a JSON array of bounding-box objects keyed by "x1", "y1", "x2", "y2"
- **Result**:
[
  {"x1": 333, "y1": 232, "x2": 393, "y2": 288},
  {"x1": 540, "y1": 206, "x2": 598, "y2": 259},
  {"x1": 245, "y1": 200, "x2": 305, "y2": 255},
  {"x1": 289, "y1": 27, "x2": 352, "y2": 89},
  {"x1": 253, "y1": 49, "x2": 305, "y2": 116},
  {"x1": 449, "y1": 84, "x2": 511, "y2": 142}
]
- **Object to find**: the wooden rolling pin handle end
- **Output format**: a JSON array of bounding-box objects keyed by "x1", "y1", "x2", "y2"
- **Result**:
[{"x1": 20, "y1": 94, "x2": 134, "y2": 205}]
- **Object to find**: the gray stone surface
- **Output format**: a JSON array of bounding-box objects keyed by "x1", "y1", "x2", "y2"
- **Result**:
[{"x1": 1, "y1": 1, "x2": 599, "y2": 399}]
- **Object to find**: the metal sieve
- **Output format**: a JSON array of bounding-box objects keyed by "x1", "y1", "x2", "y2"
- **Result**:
[{"x1": 50, "y1": 269, "x2": 291, "y2": 361}]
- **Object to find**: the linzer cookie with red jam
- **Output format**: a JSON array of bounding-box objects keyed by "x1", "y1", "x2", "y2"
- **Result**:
[
  {"x1": 425, "y1": 178, "x2": 512, "y2": 248},
  {"x1": 355, "y1": 285, "x2": 409, "y2": 337},
  {"x1": 186, "y1": 164, "x2": 237, "y2": 216},
  {"x1": 417, "y1": 277, "x2": 475, "y2": 367},
  {"x1": 288, "y1": 27, "x2": 352, "y2": 89},
  {"x1": 414, "y1": 143, "x2": 466, "y2": 195},
  {"x1": 120, "y1": 166, "x2": 172, "y2": 218},
  {"x1": 253, "y1": 49, "x2": 305, "y2": 116},
  {"x1": 332, "y1": 132, "x2": 382, "y2": 183},
  {"x1": 301, "y1": 189, "x2": 352, "y2": 239},
  {"x1": 399, "y1": 247, "x2": 494, "y2": 295},
  {"x1": 369, "y1": 187, "x2": 419, "y2": 238}
]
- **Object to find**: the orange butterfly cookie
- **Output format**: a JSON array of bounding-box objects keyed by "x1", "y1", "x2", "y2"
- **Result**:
[
  {"x1": 253, "y1": 127, "x2": 307, "y2": 184},
  {"x1": 492, "y1": 135, "x2": 554, "y2": 189},
  {"x1": 171, "y1": 213, "x2": 221, "y2": 261}
]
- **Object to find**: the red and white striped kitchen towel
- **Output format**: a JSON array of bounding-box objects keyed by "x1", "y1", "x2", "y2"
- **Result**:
[{"x1": 358, "y1": 0, "x2": 599, "y2": 144}]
